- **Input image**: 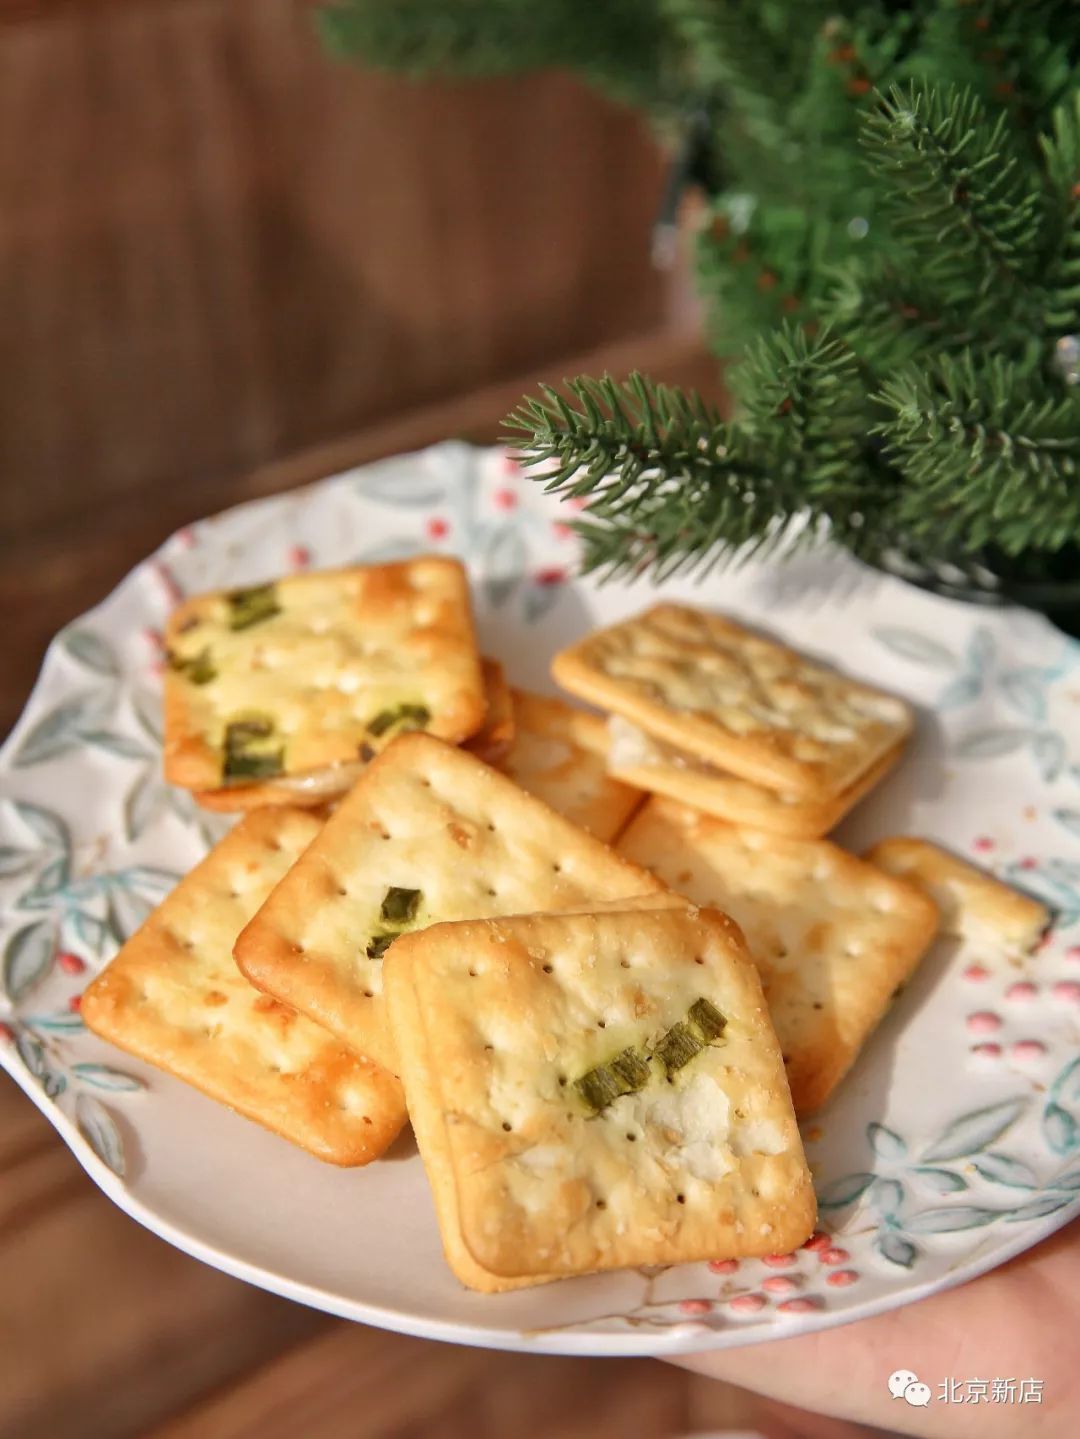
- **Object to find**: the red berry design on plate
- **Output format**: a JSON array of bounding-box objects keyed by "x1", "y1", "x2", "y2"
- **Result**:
[
  {"x1": 966, "y1": 1010, "x2": 1002, "y2": 1034},
  {"x1": 1067, "y1": 946, "x2": 1080, "y2": 964},
  {"x1": 1052, "y1": 980, "x2": 1080, "y2": 1004},
  {"x1": 0, "y1": 1022, "x2": 14, "y2": 1044},
  {"x1": 493, "y1": 488, "x2": 518, "y2": 511},
  {"x1": 1018, "y1": 856, "x2": 1037, "y2": 870},
  {"x1": 973, "y1": 836, "x2": 995, "y2": 853},
  {"x1": 57, "y1": 951, "x2": 86, "y2": 975},
  {"x1": 777, "y1": 1296, "x2": 821, "y2": 1314},
  {"x1": 425, "y1": 517, "x2": 449, "y2": 541},
  {"x1": 963, "y1": 964, "x2": 990, "y2": 982},
  {"x1": 802, "y1": 1231, "x2": 831, "y2": 1251},
  {"x1": 826, "y1": 1270, "x2": 859, "y2": 1287},
  {"x1": 68, "y1": 994, "x2": 83, "y2": 1013},
  {"x1": 971, "y1": 1042, "x2": 1003, "y2": 1058},
  {"x1": 1011, "y1": 1039, "x2": 1046, "y2": 1061},
  {"x1": 728, "y1": 1292, "x2": 767, "y2": 1313},
  {"x1": 678, "y1": 1298, "x2": 711, "y2": 1316},
  {"x1": 819, "y1": 1247, "x2": 849, "y2": 1266},
  {"x1": 761, "y1": 1252, "x2": 796, "y2": 1268},
  {"x1": 288, "y1": 545, "x2": 311, "y2": 570},
  {"x1": 762, "y1": 1275, "x2": 800, "y2": 1295},
  {"x1": 534, "y1": 566, "x2": 566, "y2": 587},
  {"x1": 707, "y1": 1258, "x2": 739, "y2": 1274},
  {"x1": 551, "y1": 521, "x2": 574, "y2": 541},
  {"x1": 1005, "y1": 981, "x2": 1037, "y2": 1002}
]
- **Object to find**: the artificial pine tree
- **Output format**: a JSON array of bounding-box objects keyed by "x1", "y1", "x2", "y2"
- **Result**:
[{"x1": 320, "y1": 2, "x2": 1080, "y2": 619}]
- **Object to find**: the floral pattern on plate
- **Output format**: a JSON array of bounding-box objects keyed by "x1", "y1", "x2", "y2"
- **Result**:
[{"x1": 1, "y1": 442, "x2": 1078, "y2": 1356}]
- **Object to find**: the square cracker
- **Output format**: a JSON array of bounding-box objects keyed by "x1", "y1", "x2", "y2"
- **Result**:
[
  {"x1": 617, "y1": 798, "x2": 940, "y2": 1113},
  {"x1": 606, "y1": 715, "x2": 903, "y2": 839},
  {"x1": 234, "y1": 733, "x2": 666, "y2": 1072},
  {"x1": 385, "y1": 907, "x2": 815, "y2": 1288},
  {"x1": 498, "y1": 690, "x2": 643, "y2": 843},
  {"x1": 553, "y1": 603, "x2": 912, "y2": 800},
  {"x1": 164, "y1": 557, "x2": 486, "y2": 793},
  {"x1": 867, "y1": 838, "x2": 1049, "y2": 954},
  {"x1": 81, "y1": 808, "x2": 406, "y2": 1165},
  {"x1": 194, "y1": 653, "x2": 510, "y2": 814}
]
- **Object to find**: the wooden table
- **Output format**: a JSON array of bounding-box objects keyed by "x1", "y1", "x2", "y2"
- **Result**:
[{"x1": 1, "y1": 331, "x2": 893, "y2": 1438}]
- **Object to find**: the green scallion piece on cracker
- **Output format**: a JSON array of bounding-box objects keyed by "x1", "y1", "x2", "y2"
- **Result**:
[
  {"x1": 366, "y1": 702, "x2": 431, "y2": 738},
  {"x1": 574, "y1": 1045, "x2": 650, "y2": 1114},
  {"x1": 380, "y1": 887, "x2": 421, "y2": 925},
  {"x1": 167, "y1": 647, "x2": 217, "y2": 685},
  {"x1": 227, "y1": 583, "x2": 280, "y2": 631},
  {"x1": 366, "y1": 932, "x2": 396, "y2": 960}
]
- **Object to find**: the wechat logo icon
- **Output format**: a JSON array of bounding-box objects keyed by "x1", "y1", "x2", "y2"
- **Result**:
[{"x1": 888, "y1": 1370, "x2": 932, "y2": 1407}]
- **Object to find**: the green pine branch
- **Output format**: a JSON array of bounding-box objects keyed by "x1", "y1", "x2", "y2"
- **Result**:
[
  {"x1": 877, "y1": 355, "x2": 1080, "y2": 554},
  {"x1": 859, "y1": 83, "x2": 1044, "y2": 306},
  {"x1": 503, "y1": 325, "x2": 885, "y2": 579},
  {"x1": 1040, "y1": 92, "x2": 1080, "y2": 334},
  {"x1": 317, "y1": 0, "x2": 678, "y2": 112}
]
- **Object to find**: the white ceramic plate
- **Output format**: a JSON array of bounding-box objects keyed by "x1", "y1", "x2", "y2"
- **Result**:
[{"x1": 2, "y1": 443, "x2": 1079, "y2": 1356}]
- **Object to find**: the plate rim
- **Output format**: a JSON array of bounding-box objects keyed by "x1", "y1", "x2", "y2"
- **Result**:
[{"x1": 2, "y1": 440, "x2": 1079, "y2": 1356}]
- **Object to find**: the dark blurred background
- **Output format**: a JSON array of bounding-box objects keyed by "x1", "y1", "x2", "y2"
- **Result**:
[{"x1": 0, "y1": 5, "x2": 815, "y2": 1436}]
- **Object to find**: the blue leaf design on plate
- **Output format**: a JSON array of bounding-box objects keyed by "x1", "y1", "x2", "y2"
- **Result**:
[
  {"x1": 107, "y1": 888, "x2": 154, "y2": 942},
  {"x1": 1004, "y1": 860, "x2": 1080, "y2": 916},
  {"x1": 921, "y1": 1098, "x2": 1028, "y2": 1162},
  {"x1": 1004, "y1": 1194, "x2": 1076, "y2": 1222},
  {"x1": 871, "y1": 1178, "x2": 905, "y2": 1218},
  {"x1": 1044, "y1": 1058, "x2": 1080, "y2": 1155},
  {"x1": 3, "y1": 921, "x2": 55, "y2": 1000},
  {"x1": 16, "y1": 856, "x2": 73, "y2": 910},
  {"x1": 966, "y1": 626, "x2": 995, "y2": 673},
  {"x1": 69, "y1": 910, "x2": 111, "y2": 954},
  {"x1": 132, "y1": 690, "x2": 163, "y2": 745},
  {"x1": 1032, "y1": 733, "x2": 1066, "y2": 783},
  {"x1": 872, "y1": 628, "x2": 956, "y2": 670},
  {"x1": 868, "y1": 1122, "x2": 907, "y2": 1160},
  {"x1": 815, "y1": 1172, "x2": 876, "y2": 1208},
  {"x1": 938, "y1": 675, "x2": 982, "y2": 710},
  {"x1": 61, "y1": 628, "x2": 120, "y2": 677},
  {"x1": 125, "y1": 770, "x2": 168, "y2": 843},
  {"x1": 12, "y1": 694, "x2": 103, "y2": 768},
  {"x1": 25, "y1": 1012, "x2": 85, "y2": 1032},
  {"x1": 121, "y1": 866, "x2": 181, "y2": 895},
  {"x1": 876, "y1": 1232, "x2": 917, "y2": 1267},
  {"x1": 83, "y1": 730, "x2": 152, "y2": 761},
  {"x1": 356, "y1": 464, "x2": 449, "y2": 508},
  {"x1": 1051, "y1": 1166, "x2": 1080, "y2": 1191},
  {"x1": 481, "y1": 525, "x2": 527, "y2": 607},
  {"x1": 999, "y1": 669, "x2": 1049, "y2": 723},
  {"x1": 953, "y1": 729, "x2": 1031, "y2": 760},
  {"x1": 1054, "y1": 809, "x2": 1080, "y2": 841},
  {"x1": 524, "y1": 581, "x2": 562, "y2": 624},
  {"x1": 0, "y1": 847, "x2": 34, "y2": 878},
  {"x1": 13, "y1": 801, "x2": 71, "y2": 856},
  {"x1": 972, "y1": 1152, "x2": 1038, "y2": 1189},
  {"x1": 15, "y1": 1030, "x2": 46, "y2": 1078},
  {"x1": 71, "y1": 1063, "x2": 145, "y2": 1092},
  {"x1": 75, "y1": 1094, "x2": 126, "y2": 1178},
  {"x1": 906, "y1": 1206, "x2": 1001, "y2": 1233},
  {"x1": 913, "y1": 1166, "x2": 968, "y2": 1194}
]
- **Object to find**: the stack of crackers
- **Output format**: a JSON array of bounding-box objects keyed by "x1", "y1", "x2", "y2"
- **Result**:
[{"x1": 82, "y1": 557, "x2": 1047, "y2": 1293}]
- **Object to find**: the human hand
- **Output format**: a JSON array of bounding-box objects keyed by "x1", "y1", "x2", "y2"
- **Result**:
[{"x1": 669, "y1": 1219, "x2": 1079, "y2": 1437}]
